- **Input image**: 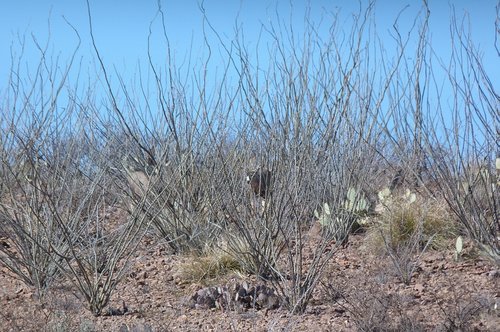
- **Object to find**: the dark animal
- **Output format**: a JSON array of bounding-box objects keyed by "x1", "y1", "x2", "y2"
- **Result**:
[
  {"x1": 389, "y1": 168, "x2": 405, "y2": 191},
  {"x1": 246, "y1": 169, "x2": 272, "y2": 198}
]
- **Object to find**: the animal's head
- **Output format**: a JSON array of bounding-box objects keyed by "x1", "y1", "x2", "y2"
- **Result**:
[{"x1": 246, "y1": 168, "x2": 272, "y2": 198}]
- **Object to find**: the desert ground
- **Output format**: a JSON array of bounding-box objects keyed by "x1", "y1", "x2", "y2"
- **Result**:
[{"x1": 1, "y1": 221, "x2": 498, "y2": 332}]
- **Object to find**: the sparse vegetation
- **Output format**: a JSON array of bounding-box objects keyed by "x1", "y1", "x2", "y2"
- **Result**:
[
  {"x1": 369, "y1": 189, "x2": 455, "y2": 252},
  {"x1": 0, "y1": 0, "x2": 498, "y2": 330},
  {"x1": 177, "y1": 251, "x2": 243, "y2": 285}
]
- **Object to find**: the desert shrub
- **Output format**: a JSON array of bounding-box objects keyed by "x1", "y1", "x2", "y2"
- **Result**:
[
  {"x1": 176, "y1": 251, "x2": 243, "y2": 285},
  {"x1": 122, "y1": 147, "x2": 223, "y2": 255},
  {"x1": 437, "y1": 282, "x2": 490, "y2": 332},
  {"x1": 369, "y1": 0, "x2": 498, "y2": 264},
  {"x1": 217, "y1": 225, "x2": 276, "y2": 278},
  {"x1": 364, "y1": 189, "x2": 455, "y2": 284},
  {"x1": 0, "y1": 141, "x2": 71, "y2": 296},
  {"x1": 1, "y1": 0, "x2": 496, "y2": 322},
  {"x1": 369, "y1": 189, "x2": 456, "y2": 253},
  {"x1": 324, "y1": 280, "x2": 425, "y2": 332},
  {"x1": 314, "y1": 187, "x2": 372, "y2": 245},
  {"x1": 0, "y1": 48, "x2": 151, "y2": 313},
  {"x1": 45, "y1": 311, "x2": 96, "y2": 332}
]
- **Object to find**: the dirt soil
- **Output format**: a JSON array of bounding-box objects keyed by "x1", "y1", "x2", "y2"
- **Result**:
[{"x1": 1, "y1": 228, "x2": 499, "y2": 332}]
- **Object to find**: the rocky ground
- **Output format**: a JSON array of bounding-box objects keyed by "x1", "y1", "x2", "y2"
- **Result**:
[{"x1": 1, "y1": 229, "x2": 499, "y2": 331}]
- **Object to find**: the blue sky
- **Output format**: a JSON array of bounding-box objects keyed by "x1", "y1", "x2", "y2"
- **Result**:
[{"x1": 0, "y1": 0, "x2": 498, "y2": 116}]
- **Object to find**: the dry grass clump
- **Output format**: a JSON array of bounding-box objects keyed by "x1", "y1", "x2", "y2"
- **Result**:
[
  {"x1": 176, "y1": 250, "x2": 243, "y2": 285},
  {"x1": 366, "y1": 189, "x2": 456, "y2": 254}
]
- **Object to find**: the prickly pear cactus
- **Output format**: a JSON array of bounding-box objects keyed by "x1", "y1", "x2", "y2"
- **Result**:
[
  {"x1": 314, "y1": 203, "x2": 333, "y2": 227},
  {"x1": 378, "y1": 187, "x2": 392, "y2": 202},
  {"x1": 378, "y1": 187, "x2": 416, "y2": 205},
  {"x1": 455, "y1": 236, "x2": 463, "y2": 261},
  {"x1": 314, "y1": 202, "x2": 351, "y2": 244},
  {"x1": 403, "y1": 189, "x2": 417, "y2": 204},
  {"x1": 344, "y1": 187, "x2": 370, "y2": 214},
  {"x1": 314, "y1": 187, "x2": 372, "y2": 243}
]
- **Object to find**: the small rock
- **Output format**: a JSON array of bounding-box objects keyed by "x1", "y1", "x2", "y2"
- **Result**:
[
  {"x1": 487, "y1": 269, "x2": 500, "y2": 278},
  {"x1": 266, "y1": 294, "x2": 280, "y2": 309},
  {"x1": 118, "y1": 324, "x2": 129, "y2": 332},
  {"x1": 414, "y1": 283, "x2": 425, "y2": 293},
  {"x1": 334, "y1": 307, "x2": 346, "y2": 315},
  {"x1": 256, "y1": 292, "x2": 268, "y2": 308}
]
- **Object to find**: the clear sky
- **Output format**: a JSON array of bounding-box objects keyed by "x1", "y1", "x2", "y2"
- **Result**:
[{"x1": 0, "y1": 0, "x2": 498, "y2": 114}]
